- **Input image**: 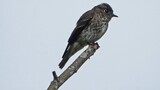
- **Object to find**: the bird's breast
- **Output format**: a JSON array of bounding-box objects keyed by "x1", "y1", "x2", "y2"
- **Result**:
[{"x1": 78, "y1": 21, "x2": 108, "y2": 44}]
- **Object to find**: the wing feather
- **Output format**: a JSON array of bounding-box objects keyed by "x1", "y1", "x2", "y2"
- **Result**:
[
  {"x1": 62, "y1": 10, "x2": 94, "y2": 58},
  {"x1": 68, "y1": 10, "x2": 94, "y2": 44}
]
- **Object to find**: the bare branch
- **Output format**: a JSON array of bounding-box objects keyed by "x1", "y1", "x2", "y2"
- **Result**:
[{"x1": 47, "y1": 43, "x2": 99, "y2": 90}]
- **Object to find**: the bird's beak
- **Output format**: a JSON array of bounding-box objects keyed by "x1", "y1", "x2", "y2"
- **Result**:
[{"x1": 112, "y1": 14, "x2": 118, "y2": 17}]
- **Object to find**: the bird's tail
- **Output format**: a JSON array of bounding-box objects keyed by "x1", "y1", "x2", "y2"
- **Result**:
[
  {"x1": 59, "y1": 44, "x2": 71, "y2": 69},
  {"x1": 59, "y1": 57, "x2": 69, "y2": 69},
  {"x1": 59, "y1": 42, "x2": 85, "y2": 69}
]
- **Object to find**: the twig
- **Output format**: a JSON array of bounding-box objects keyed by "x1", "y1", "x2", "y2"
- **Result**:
[
  {"x1": 52, "y1": 71, "x2": 58, "y2": 81},
  {"x1": 47, "y1": 43, "x2": 99, "y2": 90}
]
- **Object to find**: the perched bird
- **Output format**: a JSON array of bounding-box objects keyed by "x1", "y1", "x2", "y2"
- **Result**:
[{"x1": 59, "y1": 3, "x2": 118, "y2": 69}]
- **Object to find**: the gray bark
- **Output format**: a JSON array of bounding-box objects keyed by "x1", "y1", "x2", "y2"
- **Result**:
[{"x1": 47, "y1": 43, "x2": 99, "y2": 90}]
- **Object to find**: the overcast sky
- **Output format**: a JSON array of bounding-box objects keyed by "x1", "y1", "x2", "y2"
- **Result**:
[{"x1": 1, "y1": 0, "x2": 160, "y2": 90}]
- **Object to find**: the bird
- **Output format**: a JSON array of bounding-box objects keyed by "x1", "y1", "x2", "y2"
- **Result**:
[{"x1": 59, "y1": 3, "x2": 118, "y2": 69}]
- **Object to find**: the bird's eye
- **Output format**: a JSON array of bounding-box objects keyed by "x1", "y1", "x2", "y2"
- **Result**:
[{"x1": 104, "y1": 9, "x2": 109, "y2": 13}]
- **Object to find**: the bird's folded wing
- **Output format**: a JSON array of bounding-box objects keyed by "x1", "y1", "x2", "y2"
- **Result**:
[{"x1": 68, "y1": 10, "x2": 94, "y2": 44}]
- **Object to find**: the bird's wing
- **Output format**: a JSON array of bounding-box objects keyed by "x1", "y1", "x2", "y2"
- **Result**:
[
  {"x1": 62, "y1": 10, "x2": 94, "y2": 58},
  {"x1": 68, "y1": 10, "x2": 94, "y2": 44}
]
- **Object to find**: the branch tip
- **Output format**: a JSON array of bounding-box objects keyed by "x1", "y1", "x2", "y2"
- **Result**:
[{"x1": 52, "y1": 71, "x2": 58, "y2": 80}]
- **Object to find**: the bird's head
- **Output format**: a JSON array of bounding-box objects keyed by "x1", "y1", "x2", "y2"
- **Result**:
[{"x1": 95, "y1": 3, "x2": 118, "y2": 19}]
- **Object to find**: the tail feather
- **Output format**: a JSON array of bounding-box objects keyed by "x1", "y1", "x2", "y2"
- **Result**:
[
  {"x1": 59, "y1": 43, "x2": 72, "y2": 69},
  {"x1": 59, "y1": 57, "x2": 69, "y2": 69},
  {"x1": 59, "y1": 42, "x2": 85, "y2": 69},
  {"x1": 62, "y1": 44, "x2": 70, "y2": 58}
]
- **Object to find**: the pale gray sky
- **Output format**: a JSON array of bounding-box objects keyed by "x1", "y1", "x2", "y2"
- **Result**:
[{"x1": 1, "y1": 0, "x2": 160, "y2": 90}]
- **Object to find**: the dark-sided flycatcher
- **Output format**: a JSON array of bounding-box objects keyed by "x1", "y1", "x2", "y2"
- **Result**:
[{"x1": 59, "y1": 3, "x2": 118, "y2": 69}]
